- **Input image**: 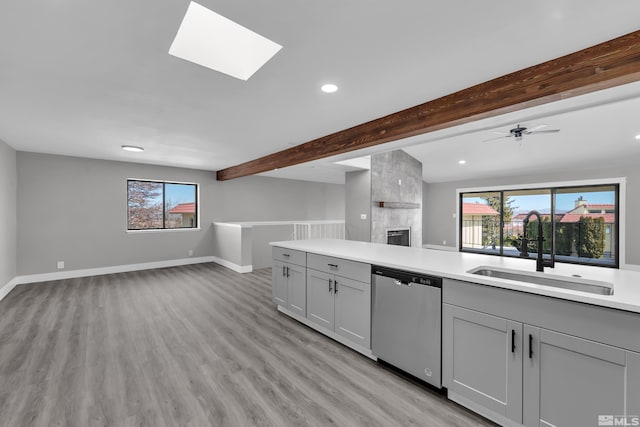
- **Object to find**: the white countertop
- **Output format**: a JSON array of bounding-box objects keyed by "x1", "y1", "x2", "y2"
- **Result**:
[{"x1": 270, "y1": 239, "x2": 640, "y2": 314}]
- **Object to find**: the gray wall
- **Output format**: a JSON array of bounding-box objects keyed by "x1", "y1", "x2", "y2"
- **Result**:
[
  {"x1": 251, "y1": 225, "x2": 293, "y2": 269},
  {"x1": 371, "y1": 150, "x2": 422, "y2": 247},
  {"x1": 211, "y1": 224, "x2": 245, "y2": 266},
  {"x1": 0, "y1": 140, "x2": 17, "y2": 287},
  {"x1": 422, "y1": 165, "x2": 640, "y2": 265},
  {"x1": 17, "y1": 152, "x2": 345, "y2": 275},
  {"x1": 345, "y1": 170, "x2": 371, "y2": 242},
  {"x1": 216, "y1": 175, "x2": 344, "y2": 221}
]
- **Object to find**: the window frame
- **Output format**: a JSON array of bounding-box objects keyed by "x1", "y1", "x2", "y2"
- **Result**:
[
  {"x1": 457, "y1": 178, "x2": 625, "y2": 269},
  {"x1": 126, "y1": 178, "x2": 200, "y2": 232}
]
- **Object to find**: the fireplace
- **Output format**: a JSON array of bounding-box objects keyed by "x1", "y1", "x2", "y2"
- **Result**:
[{"x1": 386, "y1": 227, "x2": 411, "y2": 247}]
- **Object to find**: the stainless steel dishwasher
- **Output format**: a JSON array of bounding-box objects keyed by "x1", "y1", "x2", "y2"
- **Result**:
[{"x1": 371, "y1": 265, "x2": 442, "y2": 388}]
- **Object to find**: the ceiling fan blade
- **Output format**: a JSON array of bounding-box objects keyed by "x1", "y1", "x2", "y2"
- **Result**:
[
  {"x1": 483, "y1": 135, "x2": 511, "y2": 142},
  {"x1": 524, "y1": 124, "x2": 548, "y2": 133},
  {"x1": 529, "y1": 129, "x2": 560, "y2": 134},
  {"x1": 491, "y1": 131, "x2": 511, "y2": 135}
]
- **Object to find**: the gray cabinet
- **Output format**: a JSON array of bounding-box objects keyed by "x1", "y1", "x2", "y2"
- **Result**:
[
  {"x1": 306, "y1": 254, "x2": 371, "y2": 349},
  {"x1": 444, "y1": 278, "x2": 640, "y2": 427},
  {"x1": 334, "y1": 275, "x2": 371, "y2": 348},
  {"x1": 272, "y1": 260, "x2": 288, "y2": 306},
  {"x1": 443, "y1": 304, "x2": 523, "y2": 424},
  {"x1": 524, "y1": 327, "x2": 639, "y2": 427},
  {"x1": 306, "y1": 269, "x2": 335, "y2": 330},
  {"x1": 272, "y1": 247, "x2": 307, "y2": 317},
  {"x1": 286, "y1": 263, "x2": 306, "y2": 317}
]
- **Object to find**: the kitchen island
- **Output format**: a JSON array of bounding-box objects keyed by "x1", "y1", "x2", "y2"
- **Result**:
[
  {"x1": 270, "y1": 238, "x2": 640, "y2": 312},
  {"x1": 270, "y1": 239, "x2": 640, "y2": 427}
]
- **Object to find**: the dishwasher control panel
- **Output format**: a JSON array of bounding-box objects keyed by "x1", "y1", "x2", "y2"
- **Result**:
[{"x1": 372, "y1": 266, "x2": 442, "y2": 288}]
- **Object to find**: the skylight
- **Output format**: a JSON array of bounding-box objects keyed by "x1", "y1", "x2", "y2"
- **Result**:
[
  {"x1": 169, "y1": 2, "x2": 282, "y2": 81},
  {"x1": 333, "y1": 156, "x2": 371, "y2": 170}
]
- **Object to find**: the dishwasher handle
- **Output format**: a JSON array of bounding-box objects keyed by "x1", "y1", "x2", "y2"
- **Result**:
[
  {"x1": 372, "y1": 265, "x2": 442, "y2": 288},
  {"x1": 394, "y1": 279, "x2": 413, "y2": 287}
]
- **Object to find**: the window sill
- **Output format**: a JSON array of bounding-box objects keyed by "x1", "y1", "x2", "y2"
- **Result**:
[{"x1": 126, "y1": 228, "x2": 201, "y2": 234}]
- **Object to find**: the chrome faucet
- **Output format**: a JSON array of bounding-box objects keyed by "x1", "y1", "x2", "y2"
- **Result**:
[{"x1": 520, "y1": 210, "x2": 555, "y2": 272}]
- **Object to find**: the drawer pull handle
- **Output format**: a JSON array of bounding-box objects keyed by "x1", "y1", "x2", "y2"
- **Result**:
[
  {"x1": 327, "y1": 263, "x2": 338, "y2": 269},
  {"x1": 529, "y1": 334, "x2": 533, "y2": 359},
  {"x1": 511, "y1": 330, "x2": 516, "y2": 353},
  {"x1": 286, "y1": 266, "x2": 290, "y2": 278},
  {"x1": 282, "y1": 253, "x2": 290, "y2": 257},
  {"x1": 334, "y1": 280, "x2": 338, "y2": 294}
]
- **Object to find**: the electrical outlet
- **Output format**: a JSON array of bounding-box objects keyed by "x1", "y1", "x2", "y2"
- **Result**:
[
  {"x1": 188, "y1": 250, "x2": 193, "y2": 257},
  {"x1": 442, "y1": 240, "x2": 447, "y2": 246},
  {"x1": 57, "y1": 261, "x2": 64, "y2": 269},
  {"x1": 360, "y1": 213, "x2": 367, "y2": 220}
]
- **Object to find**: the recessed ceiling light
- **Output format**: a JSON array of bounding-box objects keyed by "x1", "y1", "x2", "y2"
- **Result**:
[
  {"x1": 122, "y1": 145, "x2": 144, "y2": 152},
  {"x1": 169, "y1": 1, "x2": 282, "y2": 81},
  {"x1": 635, "y1": 134, "x2": 640, "y2": 140},
  {"x1": 321, "y1": 83, "x2": 338, "y2": 93},
  {"x1": 458, "y1": 160, "x2": 467, "y2": 165}
]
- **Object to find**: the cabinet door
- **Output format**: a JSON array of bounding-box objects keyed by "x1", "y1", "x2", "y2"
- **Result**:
[
  {"x1": 334, "y1": 276, "x2": 371, "y2": 349},
  {"x1": 443, "y1": 304, "x2": 523, "y2": 423},
  {"x1": 306, "y1": 269, "x2": 335, "y2": 331},
  {"x1": 286, "y1": 263, "x2": 306, "y2": 317},
  {"x1": 628, "y1": 351, "x2": 640, "y2": 417},
  {"x1": 272, "y1": 260, "x2": 288, "y2": 306},
  {"x1": 523, "y1": 326, "x2": 627, "y2": 427}
]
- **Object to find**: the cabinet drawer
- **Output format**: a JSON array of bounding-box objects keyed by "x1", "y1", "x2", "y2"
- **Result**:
[
  {"x1": 272, "y1": 247, "x2": 306, "y2": 267},
  {"x1": 307, "y1": 253, "x2": 370, "y2": 283}
]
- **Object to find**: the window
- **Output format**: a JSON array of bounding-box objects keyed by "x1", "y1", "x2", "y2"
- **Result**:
[
  {"x1": 459, "y1": 182, "x2": 619, "y2": 268},
  {"x1": 127, "y1": 180, "x2": 198, "y2": 230},
  {"x1": 461, "y1": 192, "x2": 501, "y2": 254}
]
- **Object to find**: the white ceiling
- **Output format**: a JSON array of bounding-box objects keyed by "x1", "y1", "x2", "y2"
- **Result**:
[
  {"x1": 261, "y1": 79, "x2": 640, "y2": 184},
  {"x1": 1, "y1": 1, "x2": 640, "y2": 183}
]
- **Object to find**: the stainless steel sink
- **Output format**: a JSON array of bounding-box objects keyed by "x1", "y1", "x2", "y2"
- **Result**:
[{"x1": 467, "y1": 266, "x2": 614, "y2": 295}]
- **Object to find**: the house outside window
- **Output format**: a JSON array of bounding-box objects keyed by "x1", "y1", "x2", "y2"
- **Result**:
[
  {"x1": 459, "y1": 182, "x2": 620, "y2": 268},
  {"x1": 127, "y1": 180, "x2": 199, "y2": 230}
]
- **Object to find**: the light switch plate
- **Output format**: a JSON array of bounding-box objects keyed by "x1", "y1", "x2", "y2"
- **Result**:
[{"x1": 360, "y1": 214, "x2": 367, "y2": 220}]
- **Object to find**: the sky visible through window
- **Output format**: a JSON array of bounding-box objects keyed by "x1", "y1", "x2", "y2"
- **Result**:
[
  {"x1": 465, "y1": 191, "x2": 615, "y2": 213},
  {"x1": 144, "y1": 183, "x2": 196, "y2": 206}
]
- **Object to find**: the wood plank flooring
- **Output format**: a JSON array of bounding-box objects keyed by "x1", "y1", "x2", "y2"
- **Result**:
[{"x1": 0, "y1": 263, "x2": 495, "y2": 426}]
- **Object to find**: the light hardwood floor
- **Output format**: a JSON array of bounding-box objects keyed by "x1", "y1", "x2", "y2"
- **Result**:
[{"x1": 0, "y1": 263, "x2": 495, "y2": 426}]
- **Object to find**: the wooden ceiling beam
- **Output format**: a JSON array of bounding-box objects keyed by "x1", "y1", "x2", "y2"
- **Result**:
[{"x1": 217, "y1": 30, "x2": 640, "y2": 181}]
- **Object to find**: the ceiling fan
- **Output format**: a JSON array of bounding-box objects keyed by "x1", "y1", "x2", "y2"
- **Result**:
[{"x1": 484, "y1": 124, "x2": 560, "y2": 142}]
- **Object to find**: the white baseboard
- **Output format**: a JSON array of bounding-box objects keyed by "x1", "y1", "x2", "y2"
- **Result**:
[
  {"x1": 210, "y1": 255, "x2": 253, "y2": 273},
  {"x1": 15, "y1": 256, "x2": 216, "y2": 285},
  {"x1": 0, "y1": 277, "x2": 19, "y2": 303}
]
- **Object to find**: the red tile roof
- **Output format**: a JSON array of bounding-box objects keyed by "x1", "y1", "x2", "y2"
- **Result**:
[
  {"x1": 462, "y1": 202, "x2": 499, "y2": 216},
  {"x1": 559, "y1": 213, "x2": 615, "y2": 223},
  {"x1": 168, "y1": 202, "x2": 196, "y2": 214}
]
